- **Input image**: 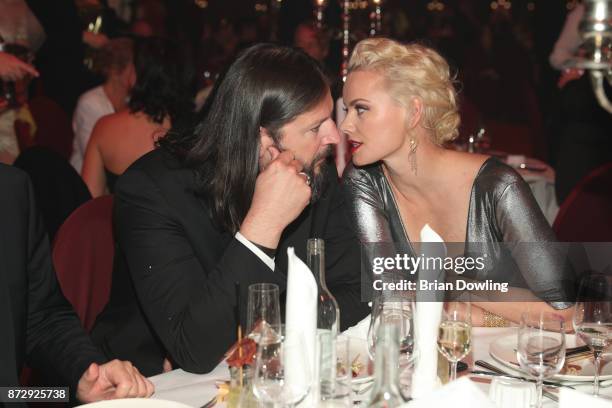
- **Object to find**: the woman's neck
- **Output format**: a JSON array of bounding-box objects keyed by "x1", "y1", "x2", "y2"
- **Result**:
[{"x1": 382, "y1": 136, "x2": 448, "y2": 203}]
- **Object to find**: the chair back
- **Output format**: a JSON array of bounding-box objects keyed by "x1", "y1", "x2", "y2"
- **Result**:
[
  {"x1": 52, "y1": 195, "x2": 114, "y2": 331},
  {"x1": 553, "y1": 163, "x2": 612, "y2": 242},
  {"x1": 13, "y1": 146, "x2": 91, "y2": 240}
]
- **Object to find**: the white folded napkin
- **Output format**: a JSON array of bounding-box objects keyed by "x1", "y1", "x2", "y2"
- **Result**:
[
  {"x1": 285, "y1": 247, "x2": 318, "y2": 406},
  {"x1": 559, "y1": 387, "x2": 612, "y2": 408},
  {"x1": 411, "y1": 224, "x2": 446, "y2": 399},
  {"x1": 403, "y1": 377, "x2": 495, "y2": 408},
  {"x1": 342, "y1": 314, "x2": 370, "y2": 340}
]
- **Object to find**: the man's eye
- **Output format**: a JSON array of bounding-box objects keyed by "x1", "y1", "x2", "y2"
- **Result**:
[{"x1": 311, "y1": 125, "x2": 321, "y2": 133}]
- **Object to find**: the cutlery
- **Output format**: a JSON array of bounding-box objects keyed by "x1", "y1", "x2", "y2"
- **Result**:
[
  {"x1": 200, "y1": 396, "x2": 217, "y2": 408},
  {"x1": 474, "y1": 361, "x2": 559, "y2": 402},
  {"x1": 475, "y1": 360, "x2": 572, "y2": 390},
  {"x1": 512, "y1": 344, "x2": 589, "y2": 357},
  {"x1": 470, "y1": 370, "x2": 566, "y2": 388}
]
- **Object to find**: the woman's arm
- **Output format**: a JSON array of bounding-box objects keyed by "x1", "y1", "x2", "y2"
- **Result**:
[{"x1": 483, "y1": 170, "x2": 576, "y2": 325}]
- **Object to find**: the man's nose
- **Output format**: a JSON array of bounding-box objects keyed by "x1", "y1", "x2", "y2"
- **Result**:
[{"x1": 322, "y1": 122, "x2": 340, "y2": 145}]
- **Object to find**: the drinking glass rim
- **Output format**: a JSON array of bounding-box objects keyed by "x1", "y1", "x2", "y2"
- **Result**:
[
  {"x1": 248, "y1": 283, "x2": 280, "y2": 293},
  {"x1": 520, "y1": 311, "x2": 566, "y2": 330}
]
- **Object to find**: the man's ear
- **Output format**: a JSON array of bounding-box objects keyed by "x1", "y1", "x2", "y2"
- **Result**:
[{"x1": 259, "y1": 126, "x2": 275, "y2": 161}]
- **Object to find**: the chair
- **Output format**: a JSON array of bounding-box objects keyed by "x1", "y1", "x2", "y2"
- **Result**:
[
  {"x1": 553, "y1": 163, "x2": 612, "y2": 242},
  {"x1": 52, "y1": 195, "x2": 115, "y2": 331},
  {"x1": 28, "y1": 95, "x2": 75, "y2": 160},
  {"x1": 13, "y1": 146, "x2": 91, "y2": 241}
]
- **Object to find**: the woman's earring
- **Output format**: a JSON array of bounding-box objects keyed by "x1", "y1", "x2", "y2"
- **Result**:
[{"x1": 409, "y1": 138, "x2": 418, "y2": 175}]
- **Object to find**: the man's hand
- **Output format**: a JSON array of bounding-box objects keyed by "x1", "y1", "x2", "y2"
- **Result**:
[
  {"x1": 240, "y1": 147, "x2": 312, "y2": 249},
  {"x1": 0, "y1": 52, "x2": 38, "y2": 81},
  {"x1": 76, "y1": 360, "x2": 154, "y2": 403}
]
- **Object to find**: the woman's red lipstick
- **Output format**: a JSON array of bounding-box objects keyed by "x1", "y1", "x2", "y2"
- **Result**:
[{"x1": 348, "y1": 140, "x2": 362, "y2": 154}]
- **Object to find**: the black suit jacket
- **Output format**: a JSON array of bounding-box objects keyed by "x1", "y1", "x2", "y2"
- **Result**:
[
  {"x1": 0, "y1": 164, "x2": 106, "y2": 395},
  {"x1": 91, "y1": 149, "x2": 369, "y2": 376}
]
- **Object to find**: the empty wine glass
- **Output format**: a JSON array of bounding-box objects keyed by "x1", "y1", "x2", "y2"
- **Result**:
[
  {"x1": 573, "y1": 273, "x2": 612, "y2": 396},
  {"x1": 437, "y1": 301, "x2": 472, "y2": 382},
  {"x1": 517, "y1": 311, "x2": 565, "y2": 408},
  {"x1": 247, "y1": 283, "x2": 282, "y2": 343},
  {"x1": 252, "y1": 327, "x2": 311, "y2": 408}
]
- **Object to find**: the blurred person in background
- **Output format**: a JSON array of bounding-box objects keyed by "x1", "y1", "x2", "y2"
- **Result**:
[
  {"x1": 0, "y1": 50, "x2": 38, "y2": 164},
  {"x1": 0, "y1": 0, "x2": 46, "y2": 51},
  {"x1": 71, "y1": 37, "x2": 134, "y2": 173},
  {"x1": 27, "y1": 0, "x2": 111, "y2": 115},
  {"x1": 81, "y1": 37, "x2": 194, "y2": 197},
  {"x1": 548, "y1": 1, "x2": 612, "y2": 203}
]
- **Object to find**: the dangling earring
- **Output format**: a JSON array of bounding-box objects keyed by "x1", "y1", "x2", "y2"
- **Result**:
[{"x1": 409, "y1": 138, "x2": 418, "y2": 175}]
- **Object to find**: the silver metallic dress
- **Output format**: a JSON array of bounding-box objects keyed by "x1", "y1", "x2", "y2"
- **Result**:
[{"x1": 341, "y1": 157, "x2": 574, "y2": 309}]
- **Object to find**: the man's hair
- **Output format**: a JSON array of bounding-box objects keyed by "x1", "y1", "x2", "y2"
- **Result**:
[
  {"x1": 128, "y1": 37, "x2": 195, "y2": 125},
  {"x1": 93, "y1": 37, "x2": 134, "y2": 78},
  {"x1": 160, "y1": 43, "x2": 329, "y2": 233}
]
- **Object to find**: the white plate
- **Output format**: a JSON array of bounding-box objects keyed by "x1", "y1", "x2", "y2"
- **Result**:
[
  {"x1": 348, "y1": 337, "x2": 373, "y2": 384},
  {"x1": 490, "y1": 333, "x2": 612, "y2": 382},
  {"x1": 79, "y1": 398, "x2": 193, "y2": 407}
]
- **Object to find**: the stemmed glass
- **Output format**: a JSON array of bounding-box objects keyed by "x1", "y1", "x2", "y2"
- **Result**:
[
  {"x1": 247, "y1": 283, "x2": 282, "y2": 342},
  {"x1": 252, "y1": 327, "x2": 311, "y2": 408},
  {"x1": 573, "y1": 273, "x2": 612, "y2": 396},
  {"x1": 367, "y1": 297, "x2": 416, "y2": 399},
  {"x1": 437, "y1": 301, "x2": 472, "y2": 382},
  {"x1": 517, "y1": 311, "x2": 565, "y2": 408}
]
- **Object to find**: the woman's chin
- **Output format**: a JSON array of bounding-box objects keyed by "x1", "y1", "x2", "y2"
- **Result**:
[{"x1": 351, "y1": 152, "x2": 377, "y2": 167}]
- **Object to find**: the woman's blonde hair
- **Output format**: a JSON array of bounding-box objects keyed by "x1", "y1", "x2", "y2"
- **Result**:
[{"x1": 348, "y1": 38, "x2": 460, "y2": 144}]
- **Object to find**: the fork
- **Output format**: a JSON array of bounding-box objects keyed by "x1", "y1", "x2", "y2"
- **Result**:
[{"x1": 200, "y1": 396, "x2": 217, "y2": 408}]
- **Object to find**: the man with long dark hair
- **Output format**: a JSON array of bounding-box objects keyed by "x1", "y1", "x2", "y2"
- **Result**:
[{"x1": 91, "y1": 43, "x2": 369, "y2": 376}]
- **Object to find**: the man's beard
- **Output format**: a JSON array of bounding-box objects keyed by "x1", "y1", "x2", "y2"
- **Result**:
[{"x1": 302, "y1": 145, "x2": 333, "y2": 203}]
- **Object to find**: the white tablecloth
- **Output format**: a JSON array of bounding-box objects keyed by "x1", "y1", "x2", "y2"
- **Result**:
[{"x1": 149, "y1": 327, "x2": 610, "y2": 407}]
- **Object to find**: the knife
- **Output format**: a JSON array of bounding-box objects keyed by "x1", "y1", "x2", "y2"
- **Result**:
[
  {"x1": 475, "y1": 360, "x2": 573, "y2": 388},
  {"x1": 476, "y1": 360, "x2": 571, "y2": 402}
]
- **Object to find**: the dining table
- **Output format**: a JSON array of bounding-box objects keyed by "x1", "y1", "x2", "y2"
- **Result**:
[{"x1": 148, "y1": 326, "x2": 610, "y2": 407}]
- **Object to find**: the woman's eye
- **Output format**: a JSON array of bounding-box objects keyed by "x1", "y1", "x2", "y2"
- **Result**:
[
  {"x1": 356, "y1": 105, "x2": 368, "y2": 115},
  {"x1": 341, "y1": 106, "x2": 348, "y2": 113}
]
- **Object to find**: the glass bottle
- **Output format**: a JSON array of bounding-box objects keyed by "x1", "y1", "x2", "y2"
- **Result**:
[
  {"x1": 307, "y1": 238, "x2": 340, "y2": 332},
  {"x1": 366, "y1": 323, "x2": 406, "y2": 408},
  {"x1": 307, "y1": 238, "x2": 340, "y2": 399}
]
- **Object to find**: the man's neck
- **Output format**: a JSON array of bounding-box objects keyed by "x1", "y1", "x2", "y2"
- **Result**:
[{"x1": 103, "y1": 80, "x2": 128, "y2": 112}]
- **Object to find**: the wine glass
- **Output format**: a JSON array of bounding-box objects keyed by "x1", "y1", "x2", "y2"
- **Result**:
[
  {"x1": 367, "y1": 297, "x2": 416, "y2": 399},
  {"x1": 573, "y1": 273, "x2": 612, "y2": 396},
  {"x1": 252, "y1": 327, "x2": 311, "y2": 408},
  {"x1": 517, "y1": 311, "x2": 565, "y2": 408},
  {"x1": 437, "y1": 301, "x2": 472, "y2": 382},
  {"x1": 247, "y1": 283, "x2": 282, "y2": 343}
]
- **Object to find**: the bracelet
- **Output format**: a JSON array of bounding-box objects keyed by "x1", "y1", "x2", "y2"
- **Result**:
[{"x1": 483, "y1": 310, "x2": 509, "y2": 327}]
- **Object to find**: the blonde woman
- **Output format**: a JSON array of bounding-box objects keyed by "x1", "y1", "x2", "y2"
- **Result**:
[{"x1": 340, "y1": 38, "x2": 574, "y2": 326}]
